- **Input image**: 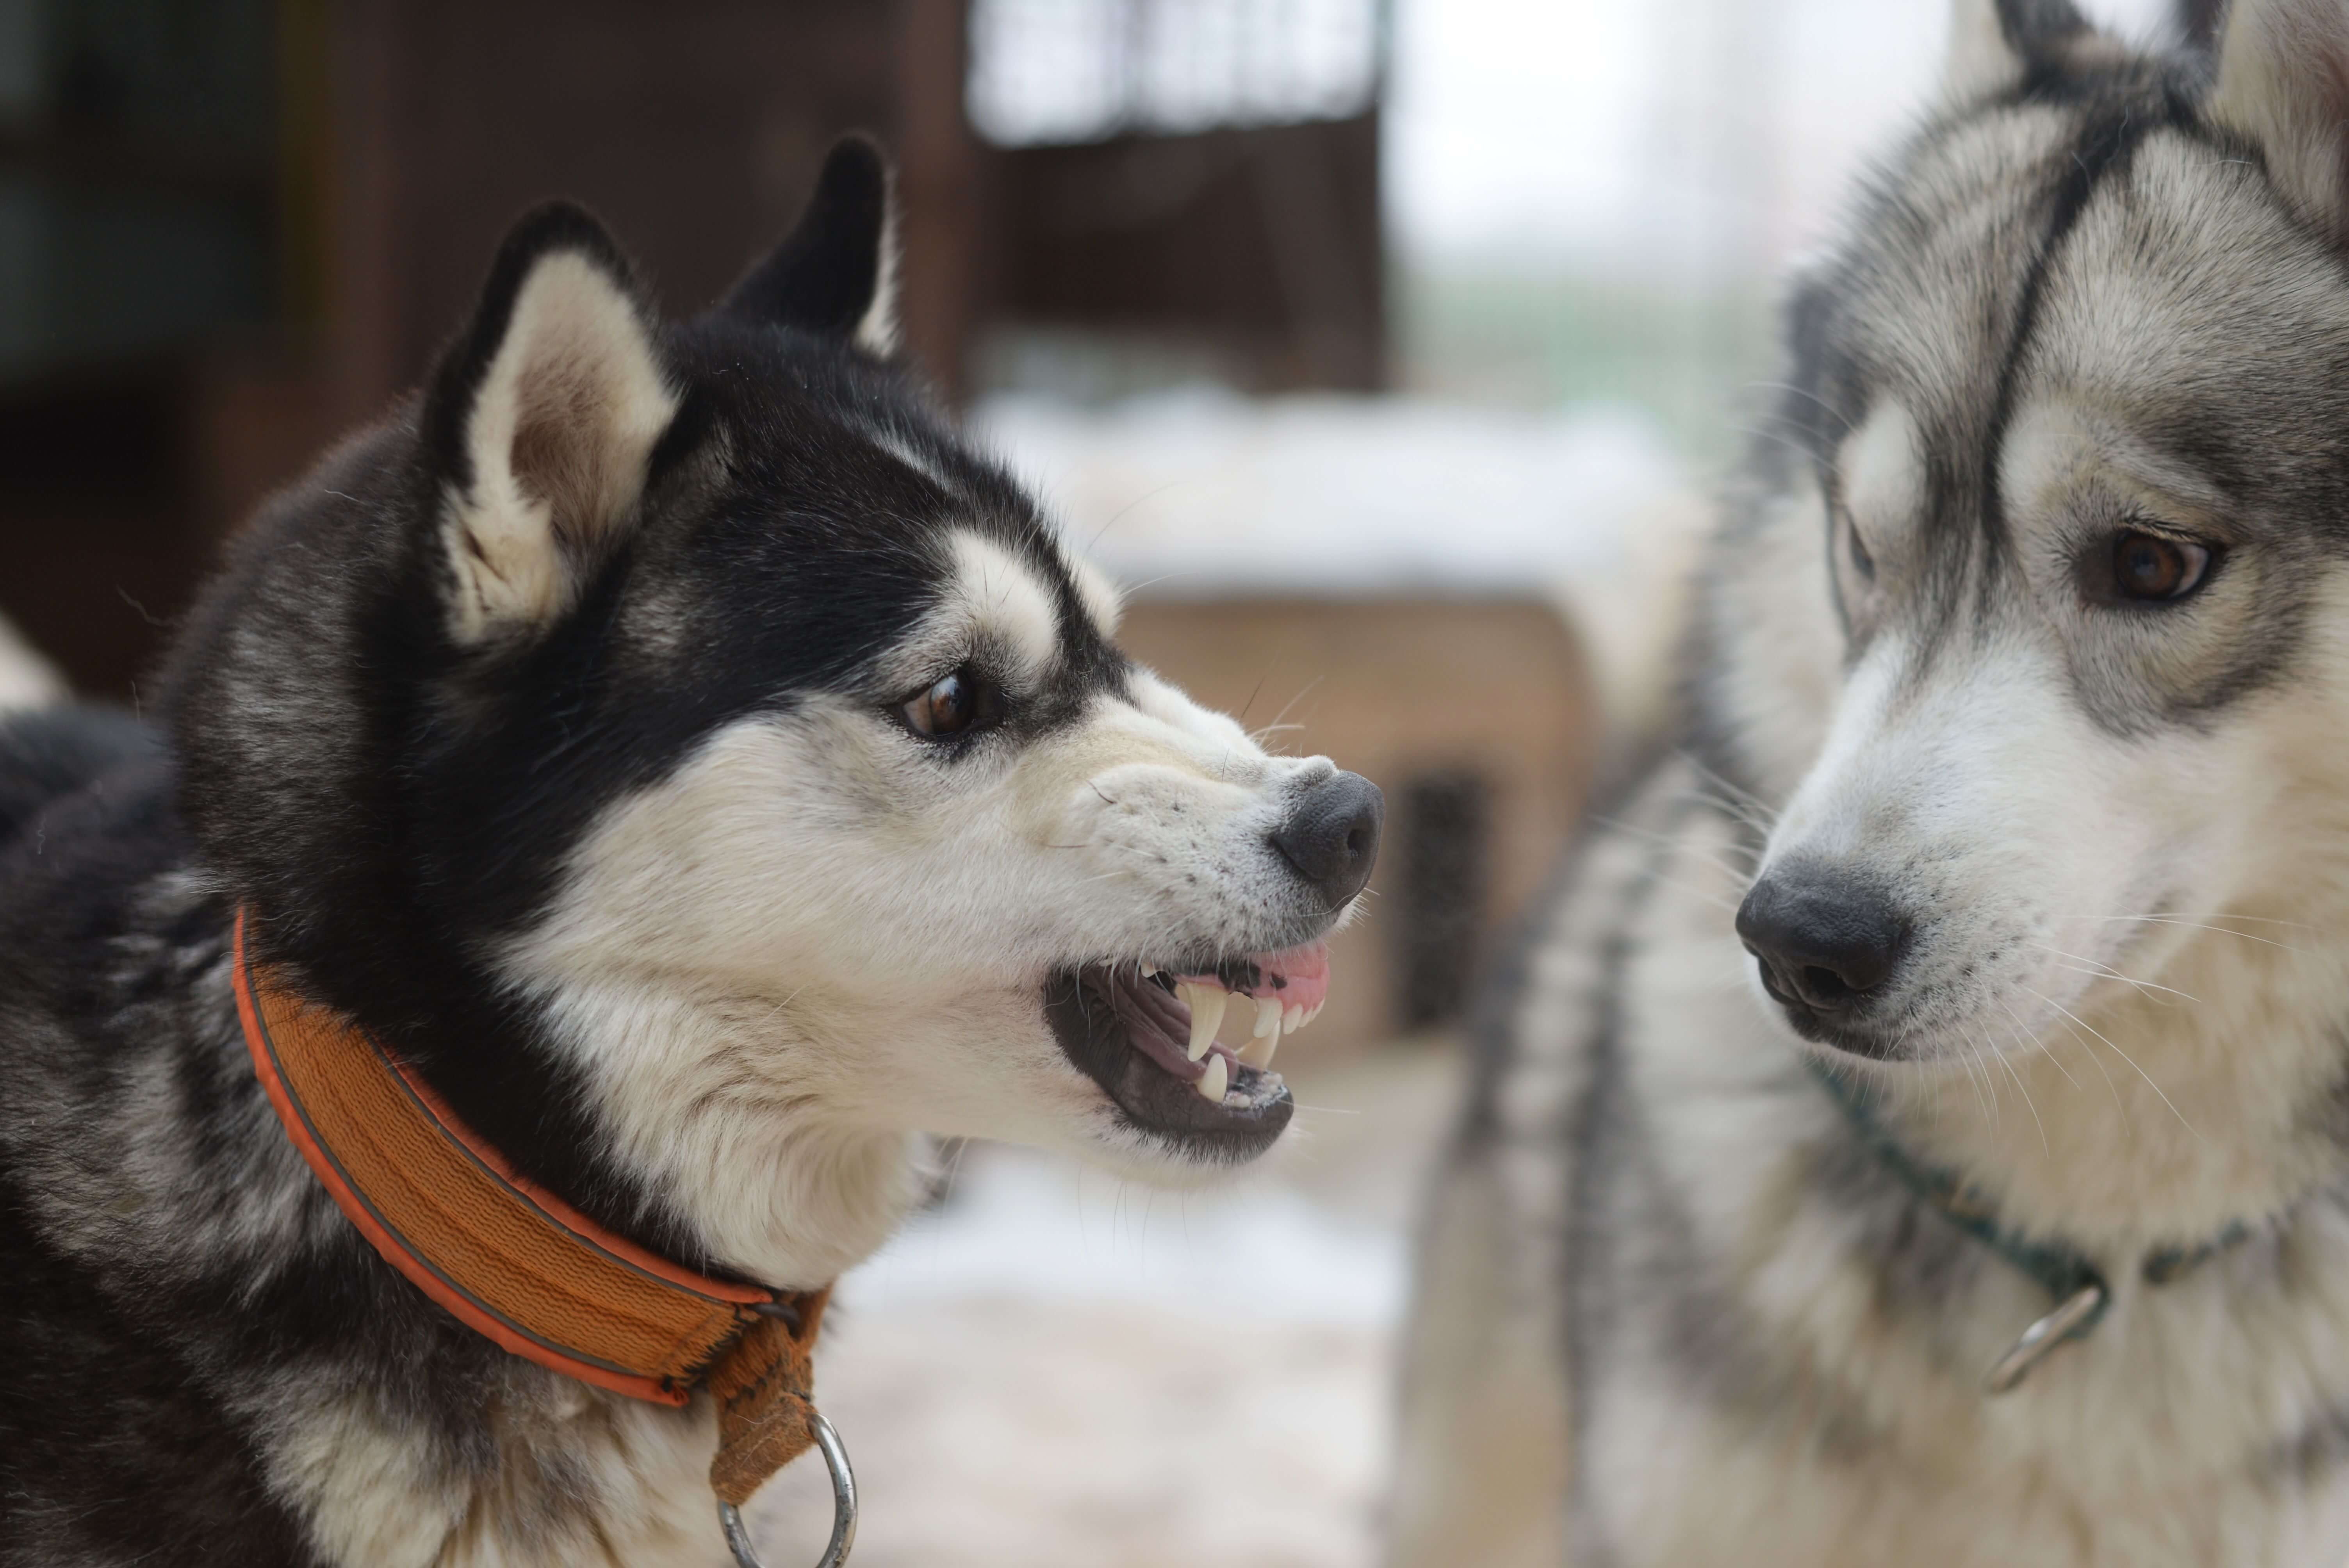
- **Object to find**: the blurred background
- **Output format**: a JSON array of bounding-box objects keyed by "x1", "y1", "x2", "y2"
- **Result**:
[{"x1": 0, "y1": 1, "x2": 2174, "y2": 1561}]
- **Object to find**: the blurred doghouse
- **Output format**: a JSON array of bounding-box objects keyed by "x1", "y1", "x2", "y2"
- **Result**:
[{"x1": 0, "y1": 0, "x2": 1596, "y2": 1054}]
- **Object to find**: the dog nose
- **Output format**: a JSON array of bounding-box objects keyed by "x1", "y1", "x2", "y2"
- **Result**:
[
  {"x1": 1735, "y1": 866, "x2": 1908, "y2": 1012},
  {"x1": 1272, "y1": 770, "x2": 1384, "y2": 907}
]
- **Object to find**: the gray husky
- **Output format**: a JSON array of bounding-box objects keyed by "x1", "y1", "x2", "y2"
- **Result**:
[
  {"x1": 0, "y1": 138, "x2": 1379, "y2": 1567},
  {"x1": 1394, "y1": 2, "x2": 2349, "y2": 1563}
]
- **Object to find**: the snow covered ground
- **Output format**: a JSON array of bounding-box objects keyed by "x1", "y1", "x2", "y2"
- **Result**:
[{"x1": 749, "y1": 1049, "x2": 1460, "y2": 1568}]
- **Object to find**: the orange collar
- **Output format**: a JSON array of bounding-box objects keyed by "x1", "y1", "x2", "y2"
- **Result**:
[{"x1": 231, "y1": 908, "x2": 830, "y2": 1509}]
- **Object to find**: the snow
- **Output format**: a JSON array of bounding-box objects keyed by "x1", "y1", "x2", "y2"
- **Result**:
[
  {"x1": 746, "y1": 1054, "x2": 1462, "y2": 1568},
  {"x1": 972, "y1": 388, "x2": 1690, "y2": 600},
  {"x1": 847, "y1": 1143, "x2": 1407, "y2": 1329},
  {"x1": 972, "y1": 388, "x2": 1710, "y2": 741}
]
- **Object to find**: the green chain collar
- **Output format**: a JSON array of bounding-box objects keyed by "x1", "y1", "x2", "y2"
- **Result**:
[{"x1": 1804, "y1": 1056, "x2": 2249, "y2": 1390}]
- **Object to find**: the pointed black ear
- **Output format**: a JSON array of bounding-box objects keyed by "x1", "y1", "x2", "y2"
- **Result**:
[
  {"x1": 1944, "y1": 0, "x2": 2103, "y2": 100},
  {"x1": 2176, "y1": 0, "x2": 2227, "y2": 54},
  {"x1": 721, "y1": 135, "x2": 896, "y2": 350},
  {"x1": 422, "y1": 201, "x2": 675, "y2": 642}
]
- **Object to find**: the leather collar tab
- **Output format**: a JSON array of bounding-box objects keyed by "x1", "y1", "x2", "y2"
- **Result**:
[{"x1": 232, "y1": 909, "x2": 829, "y2": 1507}]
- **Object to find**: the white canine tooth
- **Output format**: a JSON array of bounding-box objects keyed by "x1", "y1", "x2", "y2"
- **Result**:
[
  {"x1": 1303, "y1": 1001, "x2": 1323, "y2": 1026},
  {"x1": 1253, "y1": 996, "x2": 1281, "y2": 1039},
  {"x1": 1141, "y1": 963, "x2": 1157, "y2": 977},
  {"x1": 1185, "y1": 985, "x2": 1226, "y2": 1062},
  {"x1": 1283, "y1": 1003, "x2": 1304, "y2": 1035},
  {"x1": 1239, "y1": 1031, "x2": 1277, "y2": 1070},
  {"x1": 1196, "y1": 1054, "x2": 1229, "y2": 1103}
]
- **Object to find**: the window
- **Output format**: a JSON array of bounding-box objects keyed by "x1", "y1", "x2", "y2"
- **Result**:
[{"x1": 967, "y1": 0, "x2": 1383, "y2": 148}]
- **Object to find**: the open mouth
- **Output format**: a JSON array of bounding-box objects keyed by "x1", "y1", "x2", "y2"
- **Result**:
[{"x1": 1043, "y1": 943, "x2": 1328, "y2": 1157}]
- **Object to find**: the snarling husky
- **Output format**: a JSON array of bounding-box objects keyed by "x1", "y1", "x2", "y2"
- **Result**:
[
  {"x1": 1394, "y1": 2, "x2": 2349, "y2": 1563},
  {"x1": 0, "y1": 139, "x2": 1379, "y2": 1567}
]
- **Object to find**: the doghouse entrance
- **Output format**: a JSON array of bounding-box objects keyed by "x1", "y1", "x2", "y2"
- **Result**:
[{"x1": 1395, "y1": 768, "x2": 1490, "y2": 1031}]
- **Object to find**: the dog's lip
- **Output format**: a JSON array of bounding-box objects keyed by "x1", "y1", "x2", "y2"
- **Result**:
[{"x1": 1042, "y1": 954, "x2": 1308, "y2": 1155}]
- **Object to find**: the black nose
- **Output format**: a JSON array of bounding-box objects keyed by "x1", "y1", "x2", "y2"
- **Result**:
[
  {"x1": 1734, "y1": 865, "x2": 1909, "y2": 1013},
  {"x1": 1272, "y1": 770, "x2": 1384, "y2": 907}
]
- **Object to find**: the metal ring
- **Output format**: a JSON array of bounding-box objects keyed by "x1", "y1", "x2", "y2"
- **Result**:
[
  {"x1": 1982, "y1": 1282, "x2": 2107, "y2": 1395},
  {"x1": 718, "y1": 1411, "x2": 857, "y2": 1568}
]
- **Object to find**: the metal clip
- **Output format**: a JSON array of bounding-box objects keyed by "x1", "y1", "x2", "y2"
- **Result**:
[
  {"x1": 1982, "y1": 1281, "x2": 2107, "y2": 1394},
  {"x1": 718, "y1": 1410, "x2": 857, "y2": 1568}
]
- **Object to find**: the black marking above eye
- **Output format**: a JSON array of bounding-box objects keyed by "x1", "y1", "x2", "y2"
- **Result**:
[
  {"x1": 2107, "y1": 529, "x2": 2214, "y2": 604},
  {"x1": 896, "y1": 665, "x2": 1005, "y2": 740}
]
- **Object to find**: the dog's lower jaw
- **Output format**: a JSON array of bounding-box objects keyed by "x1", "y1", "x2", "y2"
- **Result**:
[{"x1": 1043, "y1": 966, "x2": 1296, "y2": 1167}]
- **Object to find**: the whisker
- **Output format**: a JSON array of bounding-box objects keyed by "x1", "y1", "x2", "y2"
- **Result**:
[
  {"x1": 2077, "y1": 915, "x2": 2303, "y2": 953},
  {"x1": 2019, "y1": 985, "x2": 2199, "y2": 1139},
  {"x1": 1675, "y1": 754, "x2": 1782, "y2": 828},
  {"x1": 1646, "y1": 873, "x2": 1745, "y2": 916},
  {"x1": 1985, "y1": 1030, "x2": 2050, "y2": 1154},
  {"x1": 1592, "y1": 816, "x2": 1761, "y2": 884},
  {"x1": 2028, "y1": 944, "x2": 2199, "y2": 1005},
  {"x1": 1258, "y1": 677, "x2": 1324, "y2": 741},
  {"x1": 1994, "y1": 998, "x2": 2080, "y2": 1090},
  {"x1": 1966, "y1": 1033, "x2": 2000, "y2": 1130},
  {"x1": 2095, "y1": 912, "x2": 2312, "y2": 929}
]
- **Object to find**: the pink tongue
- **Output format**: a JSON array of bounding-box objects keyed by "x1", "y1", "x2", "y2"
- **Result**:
[{"x1": 1176, "y1": 940, "x2": 1330, "y2": 1012}]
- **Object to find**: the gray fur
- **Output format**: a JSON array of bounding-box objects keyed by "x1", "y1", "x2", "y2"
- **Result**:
[{"x1": 1395, "y1": 3, "x2": 2349, "y2": 1563}]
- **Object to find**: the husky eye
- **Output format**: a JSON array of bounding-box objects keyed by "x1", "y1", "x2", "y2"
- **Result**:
[
  {"x1": 898, "y1": 667, "x2": 1002, "y2": 740},
  {"x1": 2109, "y1": 529, "x2": 2213, "y2": 603},
  {"x1": 1840, "y1": 508, "x2": 1877, "y2": 582}
]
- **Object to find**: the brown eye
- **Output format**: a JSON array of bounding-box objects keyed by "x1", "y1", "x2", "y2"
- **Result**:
[
  {"x1": 898, "y1": 668, "x2": 1000, "y2": 739},
  {"x1": 2110, "y1": 529, "x2": 2213, "y2": 602}
]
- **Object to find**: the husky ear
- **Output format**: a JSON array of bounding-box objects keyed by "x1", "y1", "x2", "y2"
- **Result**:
[
  {"x1": 1943, "y1": 0, "x2": 2097, "y2": 101},
  {"x1": 2210, "y1": 0, "x2": 2349, "y2": 242},
  {"x1": 423, "y1": 203, "x2": 676, "y2": 643},
  {"x1": 2176, "y1": 0, "x2": 2228, "y2": 55},
  {"x1": 720, "y1": 135, "x2": 897, "y2": 353}
]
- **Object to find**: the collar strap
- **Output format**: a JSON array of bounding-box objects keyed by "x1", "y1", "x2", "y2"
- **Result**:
[
  {"x1": 1805, "y1": 1057, "x2": 2249, "y2": 1388},
  {"x1": 232, "y1": 909, "x2": 829, "y2": 1509}
]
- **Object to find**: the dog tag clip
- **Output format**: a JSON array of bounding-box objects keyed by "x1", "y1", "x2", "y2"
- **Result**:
[
  {"x1": 1982, "y1": 1281, "x2": 2107, "y2": 1394},
  {"x1": 718, "y1": 1410, "x2": 858, "y2": 1568}
]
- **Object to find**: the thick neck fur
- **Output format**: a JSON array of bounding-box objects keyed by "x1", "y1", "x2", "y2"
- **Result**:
[
  {"x1": 9, "y1": 779, "x2": 886, "y2": 1566},
  {"x1": 1870, "y1": 802, "x2": 2349, "y2": 1258},
  {"x1": 522, "y1": 973, "x2": 926, "y2": 1288}
]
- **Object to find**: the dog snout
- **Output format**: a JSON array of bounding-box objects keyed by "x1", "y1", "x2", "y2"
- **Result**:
[
  {"x1": 1271, "y1": 770, "x2": 1383, "y2": 907},
  {"x1": 1735, "y1": 864, "x2": 1909, "y2": 1014}
]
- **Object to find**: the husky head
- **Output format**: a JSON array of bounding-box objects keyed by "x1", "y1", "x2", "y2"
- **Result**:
[
  {"x1": 1706, "y1": 0, "x2": 2349, "y2": 1068},
  {"x1": 168, "y1": 139, "x2": 1380, "y2": 1285}
]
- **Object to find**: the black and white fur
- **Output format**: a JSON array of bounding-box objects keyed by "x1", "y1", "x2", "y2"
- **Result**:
[
  {"x1": 0, "y1": 139, "x2": 1375, "y2": 1566},
  {"x1": 1395, "y1": 3, "x2": 2349, "y2": 1563}
]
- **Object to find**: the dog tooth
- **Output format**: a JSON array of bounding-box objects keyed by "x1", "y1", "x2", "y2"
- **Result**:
[
  {"x1": 1253, "y1": 996, "x2": 1281, "y2": 1039},
  {"x1": 1283, "y1": 1003, "x2": 1304, "y2": 1035},
  {"x1": 1304, "y1": 1001, "x2": 1323, "y2": 1026},
  {"x1": 1186, "y1": 985, "x2": 1227, "y2": 1061},
  {"x1": 1141, "y1": 962, "x2": 1157, "y2": 977},
  {"x1": 1195, "y1": 1054, "x2": 1229, "y2": 1103},
  {"x1": 1239, "y1": 1031, "x2": 1278, "y2": 1070}
]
